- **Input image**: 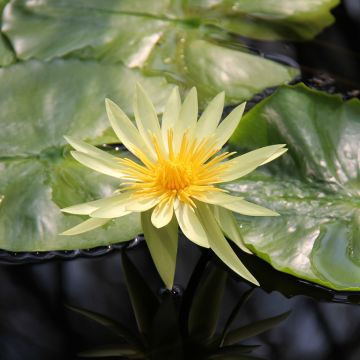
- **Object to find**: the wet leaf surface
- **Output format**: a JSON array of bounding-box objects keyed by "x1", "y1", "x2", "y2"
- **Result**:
[{"x1": 228, "y1": 83, "x2": 360, "y2": 291}]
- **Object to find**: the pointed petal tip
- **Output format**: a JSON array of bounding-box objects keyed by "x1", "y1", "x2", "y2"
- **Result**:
[
  {"x1": 105, "y1": 97, "x2": 117, "y2": 112},
  {"x1": 104, "y1": 97, "x2": 112, "y2": 106}
]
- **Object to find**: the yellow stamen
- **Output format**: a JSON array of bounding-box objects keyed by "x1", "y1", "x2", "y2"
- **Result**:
[{"x1": 119, "y1": 131, "x2": 234, "y2": 208}]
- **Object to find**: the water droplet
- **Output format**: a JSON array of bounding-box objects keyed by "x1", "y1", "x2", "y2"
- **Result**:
[
  {"x1": 288, "y1": 226, "x2": 296, "y2": 233},
  {"x1": 163, "y1": 57, "x2": 172, "y2": 64}
]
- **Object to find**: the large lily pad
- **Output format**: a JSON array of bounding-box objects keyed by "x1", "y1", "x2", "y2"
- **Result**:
[
  {"x1": 1, "y1": 0, "x2": 301, "y2": 103},
  {"x1": 0, "y1": 0, "x2": 15, "y2": 66},
  {"x1": 0, "y1": 59, "x2": 175, "y2": 251},
  {"x1": 186, "y1": 0, "x2": 339, "y2": 40},
  {"x1": 228, "y1": 83, "x2": 360, "y2": 291}
]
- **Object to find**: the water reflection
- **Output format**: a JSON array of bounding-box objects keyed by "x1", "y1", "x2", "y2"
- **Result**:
[{"x1": 0, "y1": 236, "x2": 359, "y2": 359}]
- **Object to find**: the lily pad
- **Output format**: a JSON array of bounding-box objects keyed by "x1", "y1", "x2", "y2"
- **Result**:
[
  {"x1": 1, "y1": 0, "x2": 300, "y2": 103},
  {"x1": 0, "y1": 59, "x2": 175, "y2": 251},
  {"x1": 0, "y1": 0, "x2": 15, "y2": 66},
  {"x1": 186, "y1": 0, "x2": 339, "y2": 40},
  {"x1": 228, "y1": 83, "x2": 360, "y2": 291}
]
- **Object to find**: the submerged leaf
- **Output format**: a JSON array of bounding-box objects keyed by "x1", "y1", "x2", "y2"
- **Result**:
[
  {"x1": 149, "y1": 295, "x2": 183, "y2": 360},
  {"x1": 121, "y1": 251, "x2": 160, "y2": 336},
  {"x1": 223, "y1": 311, "x2": 291, "y2": 346},
  {"x1": 188, "y1": 265, "x2": 227, "y2": 344},
  {"x1": 78, "y1": 344, "x2": 143, "y2": 358},
  {"x1": 65, "y1": 304, "x2": 140, "y2": 347}
]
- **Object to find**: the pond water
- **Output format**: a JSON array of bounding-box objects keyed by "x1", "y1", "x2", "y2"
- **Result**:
[{"x1": 0, "y1": 1, "x2": 360, "y2": 360}]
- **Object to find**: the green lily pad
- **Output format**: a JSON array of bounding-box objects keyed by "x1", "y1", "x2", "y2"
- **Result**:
[
  {"x1": 1, "y1": 0, "x2": 299, "y2": 103},
  {"x1": 186, "y1": 0, "x2": 339, "y2": 40},
  {"x1": 0, "y1": 59, "x2": 175, "y2": 251},
  {"x1": 228, "y1": 83, "x2": 360, "y2": 291},
  {"x1": 0, "y1": 0, "x2": 15, "y2": 66}
]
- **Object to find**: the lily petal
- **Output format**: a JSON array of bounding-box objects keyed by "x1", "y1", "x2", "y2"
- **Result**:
[
  {"x1": 151, "y1": 199, "x2": 174, "y2": 228},
  {"x1": 195, "y1": 201, "x2": 259, "y2": 285},
  {"x1": 105, "y1": 98, "x2": 150, "y2": 158},
  {"x1": 141, "y1": 211, "x2": 179, "y2": 290},
  {"x1": 90, "y1": 194, "x2": 133, "y2": 218},
  {"x1": 213, "y1": 206, "x2": 252, "y2": 254},
  {"x1": 61, "y1": 193, "x2": 127, "y2": 215},
  {"x1": 161, "y1": 86, "x2": 181, "y2": 147},
  {"x1": 126, "y1": 197, "x2": 159, "y2": 212},
  {"x1": 65, "y1": 136, "x2": 117, "y2": 163},
  {"x1": 220, "y1": 145, "x2": 287, "y2": 182},
  {"x1": 174, "y1": 87, "x2": 198, "y2": 151},
  {"x1": 175, "y1": 202, "x2": 209, "y2": 248},
  {"x1": 196, "y1": 91, "x2": 225, "y2": 140},
  {"x1": 213, "y1": 102, "x2": 246, "y2": 149},
  {"x1": 134, "y1": 83, "x2": 165, "y2": 156},
  {"x1": 70, "y1": 151, "x2": 124, "y2": 178},
  {"x1": 195, "y1": 192, "x2": 279, "y2": 217},
  {"x1": 60, "y1": 218, "x2": 110, "y2": 236}
]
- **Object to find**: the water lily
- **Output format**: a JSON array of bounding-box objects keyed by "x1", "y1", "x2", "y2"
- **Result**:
[{"x1": 61, "y1": 84, "x2": 287, "y2": 288}]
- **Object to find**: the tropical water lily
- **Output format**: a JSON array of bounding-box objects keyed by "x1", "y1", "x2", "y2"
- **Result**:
[{"x1": 61, "y1": 84, "x2": 287, "y2": 288}]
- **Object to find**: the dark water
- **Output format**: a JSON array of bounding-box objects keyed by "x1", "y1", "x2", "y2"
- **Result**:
[{"x1": 1, "y1": 1, "x2": 360, "y2": 360}]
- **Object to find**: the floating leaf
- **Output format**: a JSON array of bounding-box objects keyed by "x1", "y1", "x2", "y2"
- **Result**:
[
  {"x1": 2, "y1": 0, "x2": 299, "y2": 103},
  {"x1": 0, "y1": 59, "x2": 173, "y2": 251},
  {"x1": 0, "y1": 0, "x2": 15, "y2": 66},
  {"x1": 228, "y1": 83, "x2": 360, "y2": 291},
  {"x1": 186, "y1": 0, "x2": 339, "y2": 40}
]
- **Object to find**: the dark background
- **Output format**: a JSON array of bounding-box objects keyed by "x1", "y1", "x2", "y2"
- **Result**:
[{"x1": 1, "y1": 1, "x2": 360, "y2": 359}]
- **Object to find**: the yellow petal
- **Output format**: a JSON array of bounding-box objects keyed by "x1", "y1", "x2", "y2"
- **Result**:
[
  {"x1": 141, "y1": 211, "x2": 178, "y2": 289},
  {"x1": 195, "y1": 202, "x2": 259, "y2": 285},
  {"x1": 70, "y1": 151, "x2": 124, "y2": 178},
  {"x1": 126, "y1": 197, "x2": 159, "y2": 212},
  {"x1": 60, "y1": 218, "x2": 110, "y2": 236},
  {"x1": 161, "y1": 86, "x2": 181, "y2": 147},
  {"x1": 174, "y1": 87, "x2": 198, "y2": 151},
  {"x1": 65, "y1": 136, "x2": 117, "y2": 163},
  {"x1": 260, "y1": 147, "x2": 288, "y2": 165},
  {"x1": 90, "y1": 194, "x2": 133, "y2": 218},
  {"x1": 134, "y1": 83, "x2": 165, "y2": 157},
  {"x1": 175, "y1": 202, "x2": 209, "y2": 248},
  {"x1": 196, "y1": 91, "x2": 225, "y2": 140},
  {"x1": 213, "y1": 206, "x2": 252, "y2": 254},
  {"x1": 222, "y1": 199, "x2": 279, "y2": 217},
  {"x1": 151, "y1": 199, "x2": 174, "y2": 228},
  {"x1": 220, "y1": 144, "x2": 287, "y2": 182},
  {"x1": 61, "y1": 193, "x2": 127, "y2": 215},
  {"x1": 105, "y1": 98, "x2": 151, "y2": 159},
  {"x1": 195, "y1": 192, "x2": 279, "y2": 217},
  {"x1": 213, "y1": 102, "x2": 245, "y2": 149}
]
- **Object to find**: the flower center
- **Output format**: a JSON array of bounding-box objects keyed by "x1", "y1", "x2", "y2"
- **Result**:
[
  {"x1": 119, "y1": 129, "x2": 232, "y2": 207},
  {"x1": 157, "y1": 160, "x2": 192, "y2": 191}
]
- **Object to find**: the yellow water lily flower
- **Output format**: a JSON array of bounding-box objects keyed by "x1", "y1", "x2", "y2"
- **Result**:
[{"x1": 61, "y1": 84, "x2": 287, "y2": 288}]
